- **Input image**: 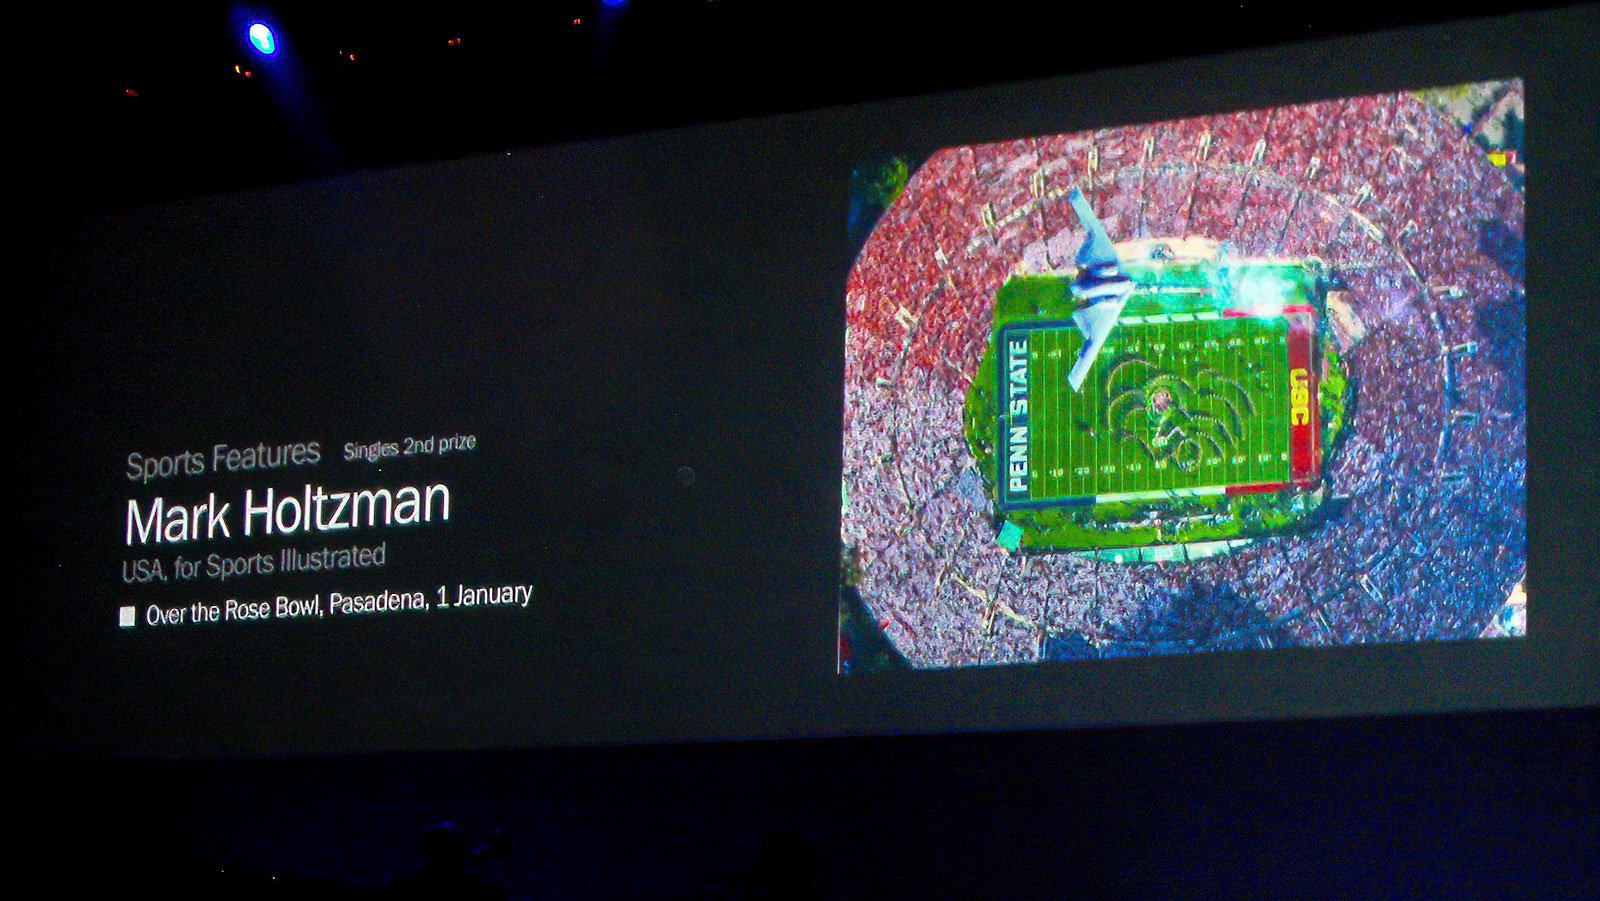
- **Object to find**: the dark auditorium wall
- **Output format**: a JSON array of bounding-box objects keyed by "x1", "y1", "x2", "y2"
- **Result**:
[{"x1": 17, "y1": 708, "x2": 1597, "y2": 897}]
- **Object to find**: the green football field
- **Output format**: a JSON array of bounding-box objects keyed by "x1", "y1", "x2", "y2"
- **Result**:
[{"x1": 1002, "y1": 315, "x2": 1293, "y2": 506}]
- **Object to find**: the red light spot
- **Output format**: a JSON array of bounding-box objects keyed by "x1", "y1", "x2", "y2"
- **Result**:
[
  {"x1": 572, "y1": 17, "x2": 582, "y2": 25},
  {"x1": 447, "y1": 36, "x2": 463, "y2": 47},
  {"x1": 123, "y1": 88, "x2": 139, "y2": 98}
]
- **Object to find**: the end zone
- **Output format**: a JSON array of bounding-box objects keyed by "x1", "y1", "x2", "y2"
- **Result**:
[{"x1": 1287, "y1": 310, "x2": 1321, "y2": 488}]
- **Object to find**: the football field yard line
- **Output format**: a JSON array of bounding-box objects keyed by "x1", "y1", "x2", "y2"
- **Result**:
[
  {"x1": 1047, "y1": 329, "x2": 1055, "y2": 496},
  {"x1": 1268, "y1": 327, "x2": 1277, "y2": 475},
  {"x1": 1229, "y1": 321, "x2": 1251, "y2": 483},
  {"x1": 1054, "y1": 329, "x2": 1061, "y2": 497}
]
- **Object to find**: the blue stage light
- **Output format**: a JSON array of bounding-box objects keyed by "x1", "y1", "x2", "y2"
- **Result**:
[{"x1": 248, "y1": 23, "x2": 277, "y2": 56}]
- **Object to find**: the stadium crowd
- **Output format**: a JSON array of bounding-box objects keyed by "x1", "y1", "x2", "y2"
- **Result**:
[{"x1": 842, "y1": 89, "x2": 1526, "y2": 666}]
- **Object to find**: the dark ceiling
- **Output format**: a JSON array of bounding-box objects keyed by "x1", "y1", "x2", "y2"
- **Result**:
[{"x1": 19, "y1": 1, "x2": 1570, "y2": 217}]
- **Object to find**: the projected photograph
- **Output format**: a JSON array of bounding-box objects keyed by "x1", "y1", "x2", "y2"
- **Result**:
[{"x1": 840, "y1": 81, "x2": 1527, "y2": 672}]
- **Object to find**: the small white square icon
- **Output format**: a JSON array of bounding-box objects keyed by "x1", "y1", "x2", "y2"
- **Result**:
[{"x1": 118, "y1": 606, "x2": 137, "y2": 628}]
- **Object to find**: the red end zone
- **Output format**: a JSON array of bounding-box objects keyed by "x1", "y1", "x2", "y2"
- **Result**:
[
  {"x1": 1220, "y1": 306, "x2": 1321, "y2": 494},
  {"x1": 1287, "y1": 312, "x2": 1321, "y2": 488}
]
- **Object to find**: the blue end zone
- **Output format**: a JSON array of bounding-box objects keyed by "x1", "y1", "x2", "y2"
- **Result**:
[{"x1": 995, "y1": 320, "x2": 1078, "y2": 513}]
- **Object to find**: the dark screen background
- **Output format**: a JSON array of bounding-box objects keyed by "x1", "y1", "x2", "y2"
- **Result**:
[{"x1": 11, "y1": 8, "x2": 1597, "y2": 758}]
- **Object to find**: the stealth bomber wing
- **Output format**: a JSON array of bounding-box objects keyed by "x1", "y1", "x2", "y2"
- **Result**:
[{"x1": 1064, "y1": 186, "x2": 1136, "y2": 391}]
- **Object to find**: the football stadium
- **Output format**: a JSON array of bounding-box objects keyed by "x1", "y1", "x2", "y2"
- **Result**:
[{"x1": 841, "y1": 81, "x2": 1527, "y2": 669}]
